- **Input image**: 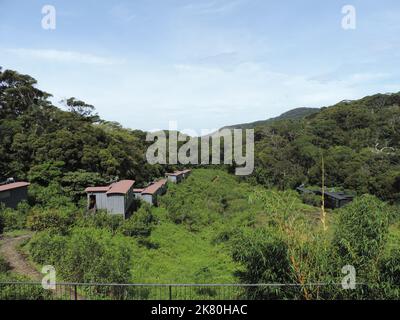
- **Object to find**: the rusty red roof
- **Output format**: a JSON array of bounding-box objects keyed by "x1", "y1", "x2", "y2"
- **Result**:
[
  {"x1": 85, "y1": 186, "x2": 110, "y2": 193},
  {"x1": 0, "y1": 182, "x2": 30, "y2": 192},
  {"x1": 106, "y1": 180, "x2": 135, "y2": 195},
  {"x1": 85, "y1": 180, "x2": 135, "y2": 195},
  {"x1": 142, "y1": 179, "x2": 167, "y2": 195},
  {"x1": 166, "y1": 171, "x2": 184, "y2": 177}
]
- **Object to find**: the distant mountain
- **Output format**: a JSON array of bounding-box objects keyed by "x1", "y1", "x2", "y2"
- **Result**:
[{"x1": 222, "y1": 107, "x2": 320, "y2": 130}]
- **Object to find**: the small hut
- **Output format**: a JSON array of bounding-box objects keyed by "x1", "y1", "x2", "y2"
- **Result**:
[
  {"x1": 140, "y1": 179, "x2": 168, "y2": 206},
  {"x1": 85, "y1": 180, "x2": 136, "y2": 218},
  {"x1": 0, "y1": 182, "x2": 30, "y2": 209}
]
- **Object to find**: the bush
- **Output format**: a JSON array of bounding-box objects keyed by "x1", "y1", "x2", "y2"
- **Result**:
[
  {"x1": 0, "y1": 255, "x2": 11, "y2": 273},
  {"x1": 77, "y1": 211, "x2": 124, "y2": 234},
  {"x1": 29, "y1": 227, "x2": 132, "y2": 284},
  {"x1": 332, "y1": 195, "x2": 390, "y2": 284},
  {"x1": 301, "y1": 192, "x2": 321, "y2": 207},
  {"x1": 28, "y1": 231, "x2": 67, "y2": 266},
  {"x1": 27, "y1": 208, "x2": 76, "y2": 234},
  {"x1": 61, "y1": 228, "x2": 132, "y2": 283},
  {"x1": 380, "y1": 249, "x2": 400, "y2": 299},
  {"x1": 119, "y1": 205, "x2": 156, "y2": 237},
  {"x1": 231, "y1": 228, "x2": 295, "y2": 299},
  {"x1": 0, "y1": 203, "x2": 29, "y2": 231}
]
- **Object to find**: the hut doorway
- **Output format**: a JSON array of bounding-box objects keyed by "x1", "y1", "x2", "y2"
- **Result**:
[{"x1": 89, "y1": 195, "x2": 96, "y2": 210}]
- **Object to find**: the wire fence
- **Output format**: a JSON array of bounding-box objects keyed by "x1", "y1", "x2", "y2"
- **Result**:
[{"x1": 1, "y1": 281, "x2": 397, "y2": 300}]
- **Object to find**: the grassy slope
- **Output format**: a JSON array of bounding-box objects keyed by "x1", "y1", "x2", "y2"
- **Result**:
[{"x1": 128, "y1": 169, "x2": 314, "y2": 284}]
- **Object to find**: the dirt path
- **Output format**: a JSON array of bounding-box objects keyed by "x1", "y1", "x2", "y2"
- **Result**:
[
  {"x1": 0, "y1": 234, "x2": 88, "y2": 300},
  {"x1": 0, "y1": 234, "x2": 41, "y2": 281}
]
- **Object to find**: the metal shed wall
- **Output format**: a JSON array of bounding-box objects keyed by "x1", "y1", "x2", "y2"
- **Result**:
[
  {"x1": 106, "y1": 194, "x2": 125, "y2": 215},
  {"x1": 141, "y1": 194, "x2": 154, "y2": 205},
  {"x1": 87, "y1": 192, "x2": 108, "y2": 210},
  {"x1": 0, "y1": 187, "x2": 28, "y2": 209}
]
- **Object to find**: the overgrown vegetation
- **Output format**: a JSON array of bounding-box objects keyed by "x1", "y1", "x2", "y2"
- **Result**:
[
  {"x1": 1, "y1": 169, "x2": 399, "y2": 299},
  {"x1": 1, "y1": 67, "x2": 399, "y2": 299}
]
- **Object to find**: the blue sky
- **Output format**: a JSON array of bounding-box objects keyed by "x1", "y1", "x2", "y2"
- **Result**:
[{"x1": 1, "y1": 0, "x2": 399, "y2": 132}]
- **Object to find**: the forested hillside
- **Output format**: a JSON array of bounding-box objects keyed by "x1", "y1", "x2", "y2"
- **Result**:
[
  {"x1": 223, "y1": 107, "x2": 319, "y2": 130},
  {"x1": 0, "y1": 67, "x2": 177, "y2": 204},
  {"x1": 247, "y1": 94, "x2": 400, "y2": 203},
  {"x1": 1, "y1": 67, "x2": 400, "y2": 205}
]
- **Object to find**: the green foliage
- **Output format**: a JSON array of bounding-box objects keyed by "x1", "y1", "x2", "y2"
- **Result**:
[
  {"x1": 28, "y1": 231, "x2": 67, "y2": 266},
  {"x1": 0, "y1": 202, "x2": 30, "y2": 231},
  {"x1": 380, "y1": 249, "x2": 400, "y2": 298},
  {"x1": 120, "y1": 204, "x2": 156, "y2": 238},
  {"x1": 77, "y1": 211, "x2": 124, "y2": 234},
  {"x1": 0, "y1": 255, "x2": 11, "y2": 273},
  {"x1": 60, "y1": 170, "x2": 107, "y2": 202},
  {"x1": 332, "y1": 195, "x2": 390, "y2": 282},
  {"x1": 28, "y1": 161, "x2": 65, "y2": 186},
  {"x1": 0, "y1": 68, "x2": 163, "y2": 204},
  {"x1": 232, "y1": 228, "x2": 293, "y2": 299},
  {"x1": 161, "y1": 169, "x2": 261, "y2": 231},
  {"x1": 27, "y1": 208, "x2": 76, "y2": 234},
  {"x1": 28, "y1": 183, "x2": 72, "y2": 209},
  {"x1": 29, "y1": 227, "x2": 132, "y2": 284},
  {"x1": 247, "y1": 93, "x2": 400, "y2": 203}
]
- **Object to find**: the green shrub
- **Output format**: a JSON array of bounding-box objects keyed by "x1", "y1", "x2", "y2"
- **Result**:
[
  {"x1": 301, "y1": 192, "x2": 321, "y2": 207},
  {"x1": 231, "y1": 228, "x2": 295, "y2": 299},
  {"x1": 29, "y1": 227, "x2": 132, "y2": 284},
  {"x1": 119, "y1": 205, "x2": 156, "y2": 237},
  {"x1": 60, "y1": 228, "x2": 132, "y2": 283},
  {"x1": 0, "y1": 255, "x2": 11, "y2": 273},
  {"x1": 77, "y1": 211, "x2": 124, "y2": 234},
  {"x1": 0, "y1": 205, "x2": 28, "y2": 231},
  {"x1": 380, "y1": 249, "x2": 400, "y2": 299},
  {"x1": 332, "y1": 195, "x2": 390, "y2": 284},
  {"x1": 28, "y1": 231, "x2": 67, "y2": 266},
  {"x1": 27, "y1": 208, "x2": 75, "y2": 233}
]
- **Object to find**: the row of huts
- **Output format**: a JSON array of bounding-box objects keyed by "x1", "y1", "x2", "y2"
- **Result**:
[{"x1": 84, "y1": 169, "x2": 191, "y2": 218}]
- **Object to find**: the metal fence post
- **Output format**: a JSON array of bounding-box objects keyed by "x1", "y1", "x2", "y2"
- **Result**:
[
  {"x1": 74, "y1": 285, "x2": 78, "y2": 300},
  {"x1": 169, "y1": 285, "x2": 172, "y2": 300}
]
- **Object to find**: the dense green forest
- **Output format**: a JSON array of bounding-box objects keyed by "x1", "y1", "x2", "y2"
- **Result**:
[
  {"x1": 1, "y1": 67, "x2": 400, "y2": 299},
  {"x1": 247, "y1": 94, "x2": 400, "y2": 203},
  {"x1": 1, "y1": 67, "x2": 400, "y2": 204},
  {"x1": 222, "y1": 107, "x2": 320, "y2": 129}
]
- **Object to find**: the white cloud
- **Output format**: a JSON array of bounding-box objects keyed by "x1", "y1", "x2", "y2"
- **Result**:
[
  {"x1": 181, "y1": 0, "x2": 245, "y2": 15},
  {"x1": 77, "y1": 60, "x2": 391, "y2": 131},
  {"x1": 5, "y1": 48, "x2": 124, "y2": 65}
]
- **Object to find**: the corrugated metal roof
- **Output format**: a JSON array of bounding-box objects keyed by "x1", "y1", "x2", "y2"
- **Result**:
[
  {"x1": 166, "y1": 170, "x2": 184, "y2": 176},
  {"x1": 85, "y1": 180, "x2": 135, "y2": 195},
  {"x1": 142, "y1": 179, "x2": 167, "y2": 195},
  {"x1": 106, "y1": 180, "x2": 135, "y2": 195},
  {"x1": 0, "y1": 182, "x2": 30, "y2": 192},
  {"x1": 85, "y1": 186, "x2": 110, "y2": 193},
  {"x1": 133, "y1": 188, "x2": 145, "y2": 193}
]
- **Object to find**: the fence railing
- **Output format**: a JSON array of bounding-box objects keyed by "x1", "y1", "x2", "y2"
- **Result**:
[{"x1": 0, "y1": 282, "x2": 397, "y2": 300}]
